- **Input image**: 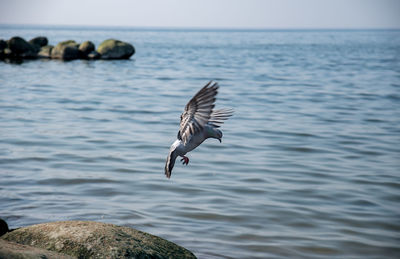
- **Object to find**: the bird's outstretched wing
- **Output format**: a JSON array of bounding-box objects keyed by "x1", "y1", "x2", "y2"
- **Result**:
[
  {"x1": 208, "y1": 108, "x2": 234, "y2": 128},
  {"x1": 178, "y1": 81, "x2": 219, "y2": 145}
]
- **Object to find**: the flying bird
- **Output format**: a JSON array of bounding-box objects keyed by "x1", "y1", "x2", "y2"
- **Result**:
[{"x1": 165, "y1": 81, "x2": 234, "y2": 178}]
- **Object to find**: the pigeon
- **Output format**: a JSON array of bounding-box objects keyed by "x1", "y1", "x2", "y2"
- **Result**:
[{"x1": 165, "y1": 81, "x2": 234, "y2": 178}]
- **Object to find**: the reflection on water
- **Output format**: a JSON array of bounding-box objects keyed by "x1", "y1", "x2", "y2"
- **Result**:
[{"x1": 1, "y1": 27, "x2": 400, "y2": 258}]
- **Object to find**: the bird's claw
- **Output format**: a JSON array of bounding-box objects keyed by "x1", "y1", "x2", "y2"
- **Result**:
[{"x1": 180, "y1": 156, "x2": 189, "y2": 165}]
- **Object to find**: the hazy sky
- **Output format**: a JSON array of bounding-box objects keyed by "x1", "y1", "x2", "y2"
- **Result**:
[{"x1": 1, "y1": 0, "x2": 399, "y2": 29}]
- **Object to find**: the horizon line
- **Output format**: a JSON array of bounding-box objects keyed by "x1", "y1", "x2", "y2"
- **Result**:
[{"x1": 1, "y1": 23, "x2": 400, "y2": 31}]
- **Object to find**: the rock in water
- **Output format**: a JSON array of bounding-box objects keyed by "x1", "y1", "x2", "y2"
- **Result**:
[
  {"x1": 0, "y1": 39, "x2": 6, "y2": 50},
  {"x1": 7, "y1": 36, "x2": 38, "y2": 58},
  {"x1": 79, "y1": 41, "x2": 95, "y2": 58},
  {"x1": 51, "y1": 40, "x2": 80, "y2": 60},
  {"x1": 97, "y1": 39, "x2": 135, "y2": 59},
  {"x1": 87, "y1": 50, "x2": 101, "y2": 59},
  {"x1": 29, "y1": 36, "x2": 48, "y2": 48},
  {"x1": 38, "y1": 45, "x2": 53, "y2": 58},
  {"x1": 0, "y1": 39, "x2": 6, "y2": 59},
  {"x1": 0, "y1": 219, "x2": 9, "y2": 236},
  {"x1": 1, "y1": 221, "x2": 197, "y2": 259}
]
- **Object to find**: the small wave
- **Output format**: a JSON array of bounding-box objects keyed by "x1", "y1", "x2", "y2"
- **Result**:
[{"x1": 36, "y1": 177, "x2": 121, "y2": 186}]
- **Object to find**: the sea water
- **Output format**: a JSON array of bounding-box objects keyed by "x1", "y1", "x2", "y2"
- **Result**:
[{"x1": 1, "y1": 26, "x2": 400, "y2": 258}]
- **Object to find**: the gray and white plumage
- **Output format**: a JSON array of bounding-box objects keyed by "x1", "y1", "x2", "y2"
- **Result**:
[{"x1": 165, "y1": 81, "x2": 233, "y2": 178}]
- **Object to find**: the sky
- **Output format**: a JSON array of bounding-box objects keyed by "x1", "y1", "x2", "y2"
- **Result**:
[{"x1": 0, "y1": 0, "x2": 399, "y2": 29}]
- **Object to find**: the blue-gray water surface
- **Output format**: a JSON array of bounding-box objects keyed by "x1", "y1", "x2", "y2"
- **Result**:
[{"x1": 1, "y1": 26, "x2": 400, "y2": 258}]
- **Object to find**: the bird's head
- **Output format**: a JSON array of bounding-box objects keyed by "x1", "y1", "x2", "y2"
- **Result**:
[{"x1": 165, "y1": 149, "x2": 177, "y2": 179}]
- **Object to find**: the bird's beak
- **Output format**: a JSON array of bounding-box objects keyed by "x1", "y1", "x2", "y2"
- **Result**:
[{"x1": 218, "y1": 138, "x2": 222, "y2": 143}]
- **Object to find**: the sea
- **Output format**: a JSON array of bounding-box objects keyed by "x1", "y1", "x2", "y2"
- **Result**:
[{"x1": 1, "y1": 25, "x2": 399, "y2": 259}]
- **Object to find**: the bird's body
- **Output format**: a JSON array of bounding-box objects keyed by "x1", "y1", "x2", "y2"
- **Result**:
[
  {"x1": 172, "y1": 124, "x2": 222, "y2": 155},
  {"x1": 165, "y1": 81, "x2": 233, "y2": 178}
]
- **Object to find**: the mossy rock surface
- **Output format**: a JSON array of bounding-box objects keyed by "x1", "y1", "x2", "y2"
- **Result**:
[
  {"x1": 58, "y1": 40, "x2": 79, "y2": 47},
  {"x1": 79, "y1": 41, "x2": 95, "y2": 58},
  {"x1": 97, "y1": 39, "x2": 135, "y2": 59},
  {"x1": 0, "y1": 239, "x2": 74, "y2": 259},
  {"x1": 51, "y1": 40, "x2": 80, "y2": 60},
  {"x1": 38, "y1": 45, "x2": 53, "y2": 58},
  {"x1": 1, "y1": 221, "x2": 196, "y2": 259}
]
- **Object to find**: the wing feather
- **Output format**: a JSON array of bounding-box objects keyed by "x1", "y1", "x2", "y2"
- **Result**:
[
  {"x1": 207, "y1": 108, "x2": 234, "y2": 128},
  {"x1": 179, "y1": 81, "x2": 219, "y2": 145}
]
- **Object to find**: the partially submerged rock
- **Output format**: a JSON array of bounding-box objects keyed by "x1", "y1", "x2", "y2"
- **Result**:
[
  {"x1": 0, "y1": 219, "x2": 9, "y2": 236},
  {"x1": 97, "y1": 39, "x2": 135, "y2": 59},
  {"x1": 51, "y1": 40, "x2": 80, "y2": 60},
  {"x1": 37, "y1": 45, "x2": 53, "y2": 58},
  {"x1": 87, "y1": 50, "x2": 101, "y2": 59},
  {"x1": 0, "y1": 40, "x2": 6, "y2": 59},
  {"x1": 0, "y1": 39, "x2": 6, "y2": 51},
  {"x1": 1, "y1": 220, "x2": 196, "y2": 259},
  {"x1": 7, "y1": 36, "x2": 38, "y2": 58},
  {"x1": 79, "y1": 41, "x2": 95, "y2": 58},
  {"x1": 1, "y1": 36, "x2": 136, "y2": 61},
  {"x1": 29, "y1": 36, "x2": 48, "y2": 48}
]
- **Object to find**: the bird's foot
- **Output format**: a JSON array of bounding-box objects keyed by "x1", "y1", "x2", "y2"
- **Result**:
[{"x1": 180, "y1": 156, "x2": 189, "y2": 165}]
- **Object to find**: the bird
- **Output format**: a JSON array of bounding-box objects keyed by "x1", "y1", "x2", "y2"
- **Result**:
[{"x1": 165, "y1": 81, "x2": 234, "y2": 178}]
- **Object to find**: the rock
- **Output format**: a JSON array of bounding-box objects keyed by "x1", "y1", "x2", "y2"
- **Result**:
[
  {"x1": 0, "y1": 39, "x2": 7, "y2": 59},
  {"x1": 1, "y1": 221, "x2": 197, "y2": 259},
  {"x1": 0, "y1": 219, "x2": 9, "y2": 236},
  {"x1": 3, "y1": 48, "x2": 12, "y2": 56},
  {"x1": 38, "y1": 45, "x2": 53, "y2": 58},
  {"x1": 87, "y1": 50, "x2": 101, "y2": 59},
  {"x1": 7, "y1": 36, "x2": 38, "y2": 58},
  {"x1": 51, "y1": 40, "x2": 80, "y2": 60},
  {"x1": 97, "y1": 39, "x2": 135, "y2": 59},
  {"x1": 79, "y1": 41, "x2": 95, "y2": 58},
  {"x1": 0, "y1": 239, "x2": 75, "y2": 259},
  {"x1": 2, "y1": 37, "x2": 136, "y2": 61},
  {"x1": 29, "y1": 36, "x2": 48, "y2": 48},
  {"x1": 0, "y1": 39, "x2": 6, "y2": 51},
  {"x1": 2, "y1": 48, "x2": 13, "y2": 61}
]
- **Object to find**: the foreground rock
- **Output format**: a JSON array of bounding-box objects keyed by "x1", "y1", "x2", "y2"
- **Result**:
[
  {"x1": 97, "y1": 39, "x2": 135, "y2": 59},
  {"x1": 0, "y1": 239, "x2": 74, "y2": 259},
  {"x1": 1, "y1": 221, "x2": 196, "y2": 259}
]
